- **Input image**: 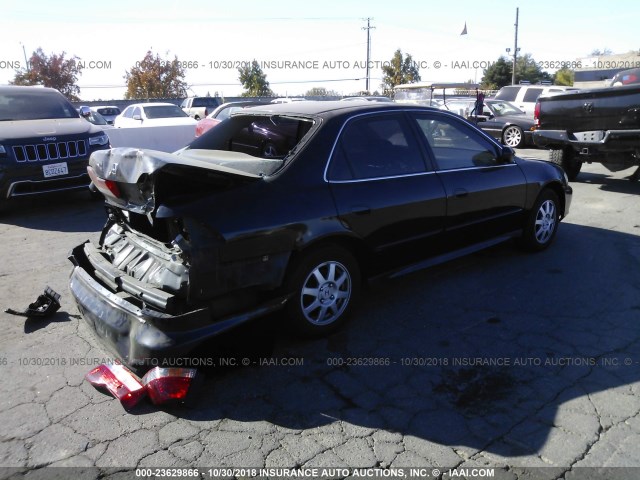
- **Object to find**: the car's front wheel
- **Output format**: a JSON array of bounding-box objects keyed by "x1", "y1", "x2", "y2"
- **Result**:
[
  {"x1": 283, "y1": 245, "x2": 360, "y2": 336},
  {"x1": 520, "y1": 189, "x2": 560, "y2": 251},
  {"x1": 502, "y1": 125, "x2": 524, "y2": 148}
]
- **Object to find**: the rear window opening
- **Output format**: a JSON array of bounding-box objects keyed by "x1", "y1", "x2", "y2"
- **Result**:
[{"x1": 187, "y1": 114, "x2": 315, "y2": 161}]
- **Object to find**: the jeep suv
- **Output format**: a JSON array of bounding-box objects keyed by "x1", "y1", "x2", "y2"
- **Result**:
[{"x1": 0, "y1": 86, "x2": 110, "y2": 210}]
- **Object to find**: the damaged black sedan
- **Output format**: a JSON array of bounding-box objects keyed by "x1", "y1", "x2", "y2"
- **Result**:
[{"x1": 69, "y1": 102, "x2": 572, "y2": 367}]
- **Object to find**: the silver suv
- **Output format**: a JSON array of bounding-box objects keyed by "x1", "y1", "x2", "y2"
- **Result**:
[{"x1": 494, "y1": 85, "x2": 578, "y2": 115}]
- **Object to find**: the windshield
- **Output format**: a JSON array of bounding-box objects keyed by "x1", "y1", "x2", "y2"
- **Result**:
[
  {"x1": 187, "y1": 114, "x2": 315, "y2": 162},
  {"x1": 0, "y1": 91, "x2": 79, "y2": 121},
  {"x1": 143, "y1": 105, "x2": 188, "y2": 119},
  {"x1": 488, "y1": 101, "x2": 524, "y2": 116},
  {"x1": 84, "y1": 111, "x2": 108, "y2": 125}
]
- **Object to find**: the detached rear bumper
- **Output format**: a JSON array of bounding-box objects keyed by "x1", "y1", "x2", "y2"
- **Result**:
[{"x1": 69, "y1": 243, "x2": 289, "y2": 368}]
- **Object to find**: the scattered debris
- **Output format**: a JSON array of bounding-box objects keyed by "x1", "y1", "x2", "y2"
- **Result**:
[
  {"x1": 86, "y1": 364, "x2": 199, "y2": 409},
  {"x1": 5, "y1": 286, "x2": 61, "y2": 318}
]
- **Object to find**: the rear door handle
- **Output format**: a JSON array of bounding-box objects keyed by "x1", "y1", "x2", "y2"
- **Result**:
[
  {"x1": 350, "y1": 206, "x2": 371, "y2": 215},
  {"x1": 453, "y1": 189, "x2": 468, "y2": 198}
]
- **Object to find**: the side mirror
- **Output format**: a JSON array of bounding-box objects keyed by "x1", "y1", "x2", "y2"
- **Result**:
[
  {"x1": 499, "y1": 146, "x2": 515, "y2": 163},
  {"x1": 79, "y1": 106, "x2": 91, "y2": 118},
  {"x1": 133, "y1": 115, "x2": 142, "y2": 121}
]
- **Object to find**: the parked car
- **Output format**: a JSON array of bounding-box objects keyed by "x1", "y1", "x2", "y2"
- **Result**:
[
  {"x1": 533, "y1": 83, "x2": 640, "y2": 180},
  {"x1": 180, "y1": 96, "x2": 221, "y2": 120},
  {"x1": 195, "y1": 101, "x2": 268, "y2": 137},
  {"x1": 443, "y1": 99, "x2": 535, "y2": 148},
  {"x1": 114, "y1": 103, "x2": 197, "y2": 128},
  {"x1": 270, "y1": 97, "x2": 307, "y2": 104},
  {"x1": 78, "y1": 106, "x2": 114, "y2": 129},
  {"x1": 494, "y1": 85, "x2": 578, "y2": 116},
  {"x1": 70, "y1": 101, "x2": 572, "y2": 367},
  {"x1": 89, "y1": 105, "x2": 121, "y2": 125},
  {"x1": 0, "y1": 86, "x2": 110, "y2": 212},
  {"x1": 340, "y1": 96, "x2": 393, "y2": 102}
]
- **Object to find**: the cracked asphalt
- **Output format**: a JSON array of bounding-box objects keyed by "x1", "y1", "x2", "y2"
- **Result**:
[{"x1": 0, "y1": 149, "x2": 639, "y2": 479}]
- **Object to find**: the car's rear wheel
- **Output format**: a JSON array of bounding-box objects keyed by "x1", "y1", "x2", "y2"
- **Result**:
[
  {"x1": 550, "y1": 148, "x2": 582, "y2": 180},
  {"x1": 283, "y1": 245, "x2": 360, "y2": 336},
  {"x1": 502, "y1": 125, "x2": 524, "y2": 148},
  {"x1": 520, "y1": 189, "x2": 560, "y2": 251}
]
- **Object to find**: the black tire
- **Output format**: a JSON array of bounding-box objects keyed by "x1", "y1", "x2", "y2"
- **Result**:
[
  {"x1": 549, "y1": 148, "x2": 582, "y2": 181},
  {"x1": 502, "y1": 125, "x2": 524, "y2": 148},
  {"x1": 283, "y1": 245, "x2": 360, "y2": 337},
  {"x1": 520, "y1": 189, "x2": 560, "y2": 251}
]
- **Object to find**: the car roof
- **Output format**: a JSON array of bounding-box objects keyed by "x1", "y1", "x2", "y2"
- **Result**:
[
  {"x1": 128, "y1": 102, "x2": 179, "y2": 108},
  {"x1": 0, "y1": 85, "x2": 61, "y2": 95},
  {"x1": 233, "y1": 100, "x2": 436, "y2": 118}
]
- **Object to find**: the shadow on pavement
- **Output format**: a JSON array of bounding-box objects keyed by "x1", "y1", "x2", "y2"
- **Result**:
[
  {"x1": 0, "y1": 192, "x2": 106, "y2": 233},
  {"x1": 151, "y1": 221, "x2": 640, "y2": 456}
]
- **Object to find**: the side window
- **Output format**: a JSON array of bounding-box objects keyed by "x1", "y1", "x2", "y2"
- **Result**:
[
  {"x1": 522, "y1": 88, "x2": 543, "y2": 103},
  {"x1": 121, "y1": 107, "x2": 133, "y2": 118},
  {"x1": 496, "y1": 86, "x2": 519, "y2": 102},
  {"x1": 413, "y1": 114, "x2": 498, "y2": 170},
  {"x1": 132, "y1": 107, "x2": 141, "y2": 118},
  {"x1": 216, "y1": 107, "x2": 232, "y2": 121},
  {"x1": 328, "y1": 114, "x2": 426, "y2": 180}
]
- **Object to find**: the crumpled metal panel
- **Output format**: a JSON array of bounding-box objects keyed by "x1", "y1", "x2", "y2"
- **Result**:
[{"x1": 102, "y1": 223, "x2": 188, "y2": 295}]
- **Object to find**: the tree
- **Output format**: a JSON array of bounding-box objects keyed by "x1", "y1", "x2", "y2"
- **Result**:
[
  {"x1": 305, "y1": 87, "x2": 339, "y2": 97},
  {"x1": 481, "y1": 54, "x2": 552, "y2": 89},
  {"x1": 553, "y1": 67, "x2": 574, "y2": 86},
  {"x1": 11, "y1": 48, "x2": 82, "y2": 100},
  {"x1": 381, "y1": 49, "x2": 421, "y2": 95},
  {"x1": 590, "y1": 48, "x2": 613, "y2": 56},
  {"x1": 238, "y1": 60, "x2": 273, "y2": 97},
  {"x1": 515, "y1": 53, "x2": 552, "y2": 85},
  {"x1": 481, "y1": 56, "x2": 512, "y2": 89},
  {"x1": 124, "y1": 50, "x2": 188, "y2": 99}
]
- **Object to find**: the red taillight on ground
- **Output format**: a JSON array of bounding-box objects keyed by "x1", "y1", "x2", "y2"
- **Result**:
[
  {"x1": 87, "y1": 166, "x2": 121, "y2": 198},
  {"x1": 142, "y1": 367, "x2": 197, "y2": 405},
  {"x1": 534, "y1": 101, "x2": 541, "y2": 128},
  {"x1": 85, "y1": 363, "x2": 146, "y2": 408}
]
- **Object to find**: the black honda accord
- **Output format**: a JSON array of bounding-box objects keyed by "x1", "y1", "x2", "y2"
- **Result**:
[{"x1": 70, "y1": 101, "x2": 572, "y2": 367}]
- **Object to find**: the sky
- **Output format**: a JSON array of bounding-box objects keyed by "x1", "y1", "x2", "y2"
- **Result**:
[{"x1": 1, "y1": 0, "x2": 639, "y2": 100}]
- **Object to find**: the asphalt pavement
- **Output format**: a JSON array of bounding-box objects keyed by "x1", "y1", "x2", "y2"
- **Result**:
[{"x1": 0, "y1": 149, "x2": 639, "y2": 479}]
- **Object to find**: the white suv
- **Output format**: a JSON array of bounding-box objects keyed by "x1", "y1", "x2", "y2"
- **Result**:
[{"x1": 494, "y1": 85, "x2": 578, "y2": 116}]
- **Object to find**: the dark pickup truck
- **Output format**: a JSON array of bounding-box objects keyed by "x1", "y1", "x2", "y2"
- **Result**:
[{"x1": 532, "y1": 84, "x2": 640, "y2": 180}]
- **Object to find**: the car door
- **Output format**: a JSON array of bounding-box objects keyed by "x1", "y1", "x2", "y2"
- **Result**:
[
  {"x1": 327, "y1": 112, "x2": 447, "y2": 259},
  {"x1": 409, "y1": 112, "x2": 528, "y2": 244}
]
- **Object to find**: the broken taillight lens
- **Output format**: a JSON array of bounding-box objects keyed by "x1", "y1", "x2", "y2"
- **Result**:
[
  {"x1": 87, "y1": 166, "x2": 121, "y2": 198},
  {"x1": 85, "y1": 363, "x2": 146, "y2": 408},
  {"x1": 142, "y1": 367, "x2": 197, "y2": 405}
]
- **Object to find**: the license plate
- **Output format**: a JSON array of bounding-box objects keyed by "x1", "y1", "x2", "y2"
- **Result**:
[{"x1": 43, "y1": 162, "x2": 68, "y2": 178}]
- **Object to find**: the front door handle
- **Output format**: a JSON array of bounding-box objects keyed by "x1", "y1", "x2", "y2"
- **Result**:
[{"x1": 453, "y1": 188, "x2": 468, "y2": 198}]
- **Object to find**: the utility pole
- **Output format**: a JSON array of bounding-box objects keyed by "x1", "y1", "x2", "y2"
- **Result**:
[
  {"x1": 19, "y1": 42, "x2": 30, "y2": 72},
  {"x1": 511, "y1": 7, "x2": 520, "y2": 85},
  {"x1": 362, "y1": 18, "x2": 375, "y2": 93}
]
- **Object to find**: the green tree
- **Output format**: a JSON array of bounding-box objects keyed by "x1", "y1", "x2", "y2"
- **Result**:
[
  {"x1": 124, "y1": 50, "x2": 188, "y2": 99},
  {"x1": 553, "y1": 67, "x2": 574, "y2": 86},
  {"x1": 481, "y1": 56, "x2": 512, "y2": 89},
  {"x1": 515, "y1": 53, "x2": 552, "y2": 85},
  {"x1": 481, "y1": 54, "x2": 553, "y2": 89},
  {"x1": 238, "y1": 60, "x2": 273, "y2": 97},
  {"x1": 11, "y1": 48, "x2": 82, "y2": 100},
  {"x1": 381, "y1": 49, "x2": 421, "y2": 95}
]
